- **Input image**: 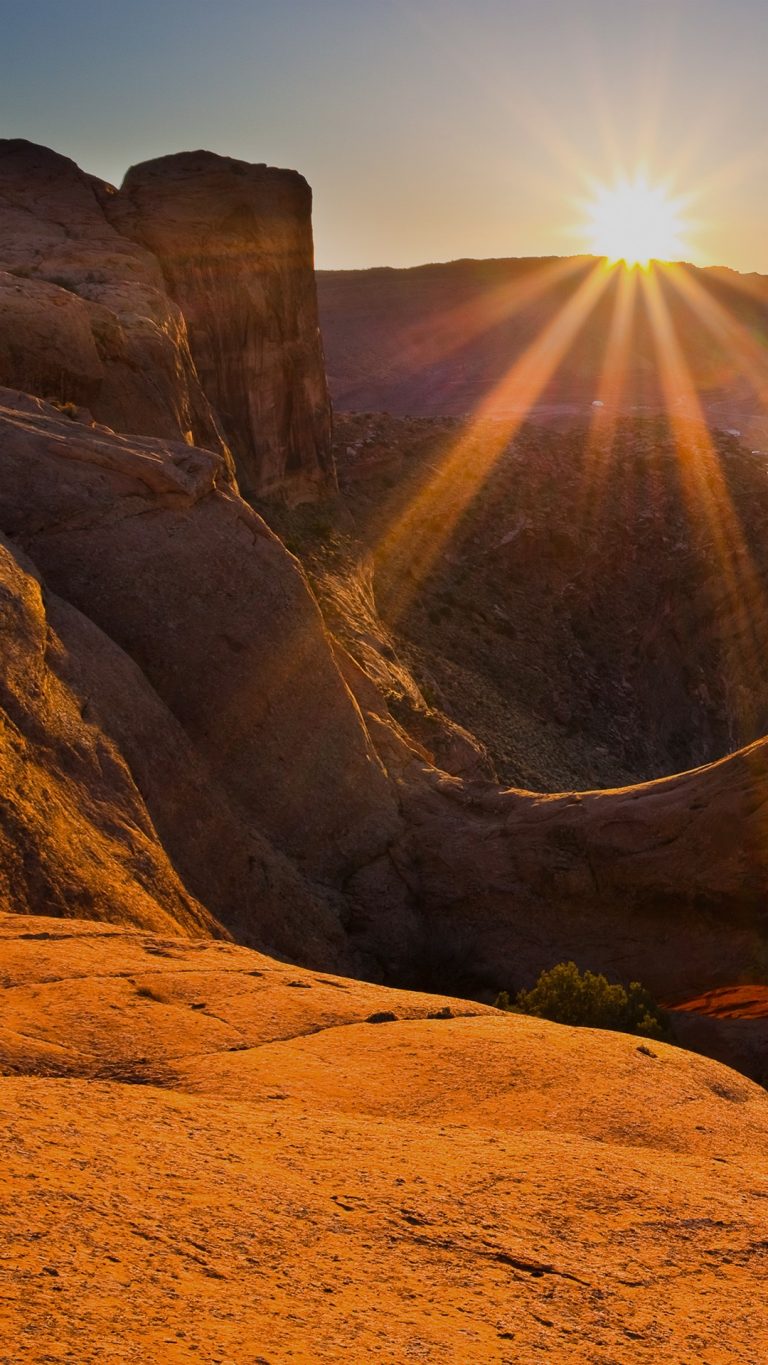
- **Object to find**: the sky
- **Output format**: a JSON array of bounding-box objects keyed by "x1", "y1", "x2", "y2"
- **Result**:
[{"x1": 2, "y1": 0, "x2": 768, "y2": 272}]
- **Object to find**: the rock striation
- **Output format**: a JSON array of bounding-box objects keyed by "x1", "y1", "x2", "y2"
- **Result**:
[
  {"x1": 0, "y1": 390, "x2": 400, "y2": 942},
  {"x1": 110, "y1": 150, "x2": 334, "y2": 500},
  {"x1": 0, "y1": 140, "x2": 228, "y2": 457},
  {"x1": 0, "y1": 139, "x2": 334, "y2": 501}
]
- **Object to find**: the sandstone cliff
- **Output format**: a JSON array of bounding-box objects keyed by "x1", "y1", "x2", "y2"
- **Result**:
[
  {"x1": 0, "y1": 139, "x2": 334, "y2": 501},
  {"x1": 0, "y1": 389, "x2": 396, "y2": 874},
  {"x1": 3, "y1": 388, "x2": 768, "y2": 1004},
  {"x1": 109, "y1": 150, "x2": 334, "y2": 500},
  {"x1": 0, "y1": 140, "x2": 228, "y2": 457}
]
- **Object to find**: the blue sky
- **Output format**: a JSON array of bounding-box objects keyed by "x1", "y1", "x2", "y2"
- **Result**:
[{"x1": 2, "y1": 0, "x2": 767, "y2": 270}]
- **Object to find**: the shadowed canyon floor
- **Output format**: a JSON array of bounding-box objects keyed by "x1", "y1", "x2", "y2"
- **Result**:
[{"x1": 2, "y1": 916, "x2": 768, "y2": 1363}]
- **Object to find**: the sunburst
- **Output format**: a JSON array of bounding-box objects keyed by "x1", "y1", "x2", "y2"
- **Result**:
[{"x1": 583, "y1": 175, "x2": 690, "y2": 268}]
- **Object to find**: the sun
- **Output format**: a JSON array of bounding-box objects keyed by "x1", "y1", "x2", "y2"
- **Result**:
[{"x1": 583, "y1": 175, "x2": 689, "y2": 269}]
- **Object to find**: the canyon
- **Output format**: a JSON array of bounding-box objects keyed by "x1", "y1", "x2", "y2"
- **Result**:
[{"x1": 1, "y1": 139, "x2": 767, "y2": 1360}]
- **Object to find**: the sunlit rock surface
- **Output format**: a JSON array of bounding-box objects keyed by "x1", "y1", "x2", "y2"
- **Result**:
[
  {"x1": 0, "y1": 138, "x2": 334, "y2": 501},
  {"x1": 0, "y1": 139, "x2": 228, "y2": 457},
  {"x1": 1, "y1": 916, "x2": 766, "y2": 1363},
  {"x1": 110, "y1": 149, "x2": 334, "y2": 500}
]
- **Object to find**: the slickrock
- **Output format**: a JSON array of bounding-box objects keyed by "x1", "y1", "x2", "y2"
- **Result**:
[
  {"x1": 400, "y1": 740, "x2": 768, "y2": 1000},
  {"x1": 111, "y1": 149, "x2": 334, "y2": 499},
  {"x1": 3, "y1": 388, "x2": 768, "y2": 998},
  {"x1": 1, "y1": 916, "x2": 766, "y2": 1363}
]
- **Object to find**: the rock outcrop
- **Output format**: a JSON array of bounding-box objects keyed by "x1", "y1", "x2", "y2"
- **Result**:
[
  {"x1": 0, "y1": 535, "x2": 219, "y2": 938},
  {"x1": 3, "y1": 387, "x2": 768, "y2": 998},
  {"x1": 399, "y1": 742, "x2": 768, "y2": 1001},
  {"x1": 0, "y1": 140, "x2": 228, "y2": 457},
  {"x1": 109, "y1": 150, "x2": 334, "y2": 500},
  {"x1": 0, "y1": 139, "x2": 334, "y2": 502},
  {"x1": 0, "y1": 389, "x2": 400, "y2": 902}
]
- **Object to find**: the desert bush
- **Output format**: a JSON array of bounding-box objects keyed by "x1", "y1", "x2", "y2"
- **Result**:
[{"x1": 497, "y1": 961, "x2": 669, "y2": 1039}]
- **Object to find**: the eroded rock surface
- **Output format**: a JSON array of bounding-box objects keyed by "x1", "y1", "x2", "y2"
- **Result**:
[
  {"x1": 0, "y1": 140, "x2": 227, "y2": 455},
  {"x1": 110, "y1": 150, "x2": 334, "y2": 499},
  {"x1": 0, "y1": 390, "x2": 400, "y2": 898},
  {"x1": 1, "y1": 916, "x2": 766, "y2": 1364},
  {"x1": 3, "y1": 388, "x2": 768, "y2": 1006},
  {"x1": 0, "y1": 537, "x2": 218, "y2": 938},
  {"x1": 0, "y1": 139, "x2": 334, "y2": 502}
]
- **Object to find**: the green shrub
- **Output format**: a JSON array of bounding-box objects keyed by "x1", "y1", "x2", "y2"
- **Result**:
[{"x1": 497, "y1": 961, "x2": 669, "y2": 1040}]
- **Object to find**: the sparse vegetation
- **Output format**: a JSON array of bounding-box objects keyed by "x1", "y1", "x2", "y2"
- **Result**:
[
  {"x1": 47, "y1": 398, "x2": 78, "y2": 419},
  {"x1": 497, "y1": 961, "x2": 670, "y2": 1040}
]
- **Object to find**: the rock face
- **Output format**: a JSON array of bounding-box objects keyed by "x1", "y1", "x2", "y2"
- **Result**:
[
  {"x1": 0, "y1": 139, "x2": 334, "y2": 502},
  {"x1": 2, "y1": 916, "x2": 767, "y2": 1363},
  {"x1": 0, "y1": 535, "x2": 219, "y2": 938},
  {"x1": 398, "y1": 742, "x2": 768, "y2": 1002},
  {"x1": 0, "y1": 389, "x2": 399, "y2": 898},
  {"x1": 0, "y1": 140, "x2": 228, "y2": 457},
  {"x1": 110, "y1": 150, "x2": 334, "y2": 500},
  {"x1": 3, "y1": 387, "x2": 768, "y2": 998}
]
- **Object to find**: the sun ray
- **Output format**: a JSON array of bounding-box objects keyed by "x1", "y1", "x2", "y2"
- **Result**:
[
  {"x1": 401, "y1": 254, "x2": 587, "y2": 380},
  {"x1": 574, "y1": 264, "x2": 640, "y2": 529},
  {"x1": 659, "y1": 260, "x2": 768, "y2": 409},
  {"x1": 374, "y1": 260, "x2": 611, "y2": 620},
  {"x1": 641, "y1": 266, "x2": 768, "y2": 718}
]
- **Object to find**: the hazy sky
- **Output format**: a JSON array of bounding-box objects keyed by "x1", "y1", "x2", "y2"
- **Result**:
[{"x1": 2, "y1": 0, "x2": 768, "y2": 271}]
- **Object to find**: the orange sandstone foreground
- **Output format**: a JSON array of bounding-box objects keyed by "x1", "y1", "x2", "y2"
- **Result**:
[{"x1": 1, "y1": 915, "x2": 767, "y2": 1364}]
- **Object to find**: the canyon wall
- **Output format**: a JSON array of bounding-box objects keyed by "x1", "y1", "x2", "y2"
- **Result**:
[
  {"x1": 0, "y1": 139, "x2": 228, "y2": 458},
  {"x1": 110, "y1": 151, "x2": 334, "y2": 501},
  {"x1": 0, "y1": 139, "x2": 334, "y2": 501}
]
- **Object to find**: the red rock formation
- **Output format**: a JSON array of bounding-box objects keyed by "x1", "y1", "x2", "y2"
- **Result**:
[
  {"x1": 0, "y1": 533, "x2": 219, "y2": 937},
  {"x1": 0, "y1": 139, "x2": 335, "y2": 504},
  {"x1": 110, "y1": 150, "x2": 334, "y2": 500},
  {"x1": 0, "y1": 140, "x2": 228, "y2": 458},
  {"x1": 0, "y1": 390, "x2": 399, "y2": 898},
  {"x1": 3, "y1": 383, "x2": 768, "y2": 1002}
]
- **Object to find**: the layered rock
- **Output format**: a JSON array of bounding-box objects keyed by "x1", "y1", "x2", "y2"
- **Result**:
[
  {"x1": 0, "y1": 140, "x2": 228, "y2": 457},
  {"x1": 110, "y1": 150, "x2": 334, "y2": 500},
  {"x1": 0, "y1": 139, "x2": 335, "y2": 503},
  {"x1": 0, "y1": 534, "x2": 218, "y2": 937},
  {"x1": 3, "y1": 387, "x2": 768, "y2": 999},
  {"x1": 0, "y1": 390, "x2": 400, "y2": 902}
]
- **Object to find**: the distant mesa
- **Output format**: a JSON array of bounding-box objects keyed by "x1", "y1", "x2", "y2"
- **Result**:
[{"x1": 317, "y1": 254, "x2": 768, "y2": 444}]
